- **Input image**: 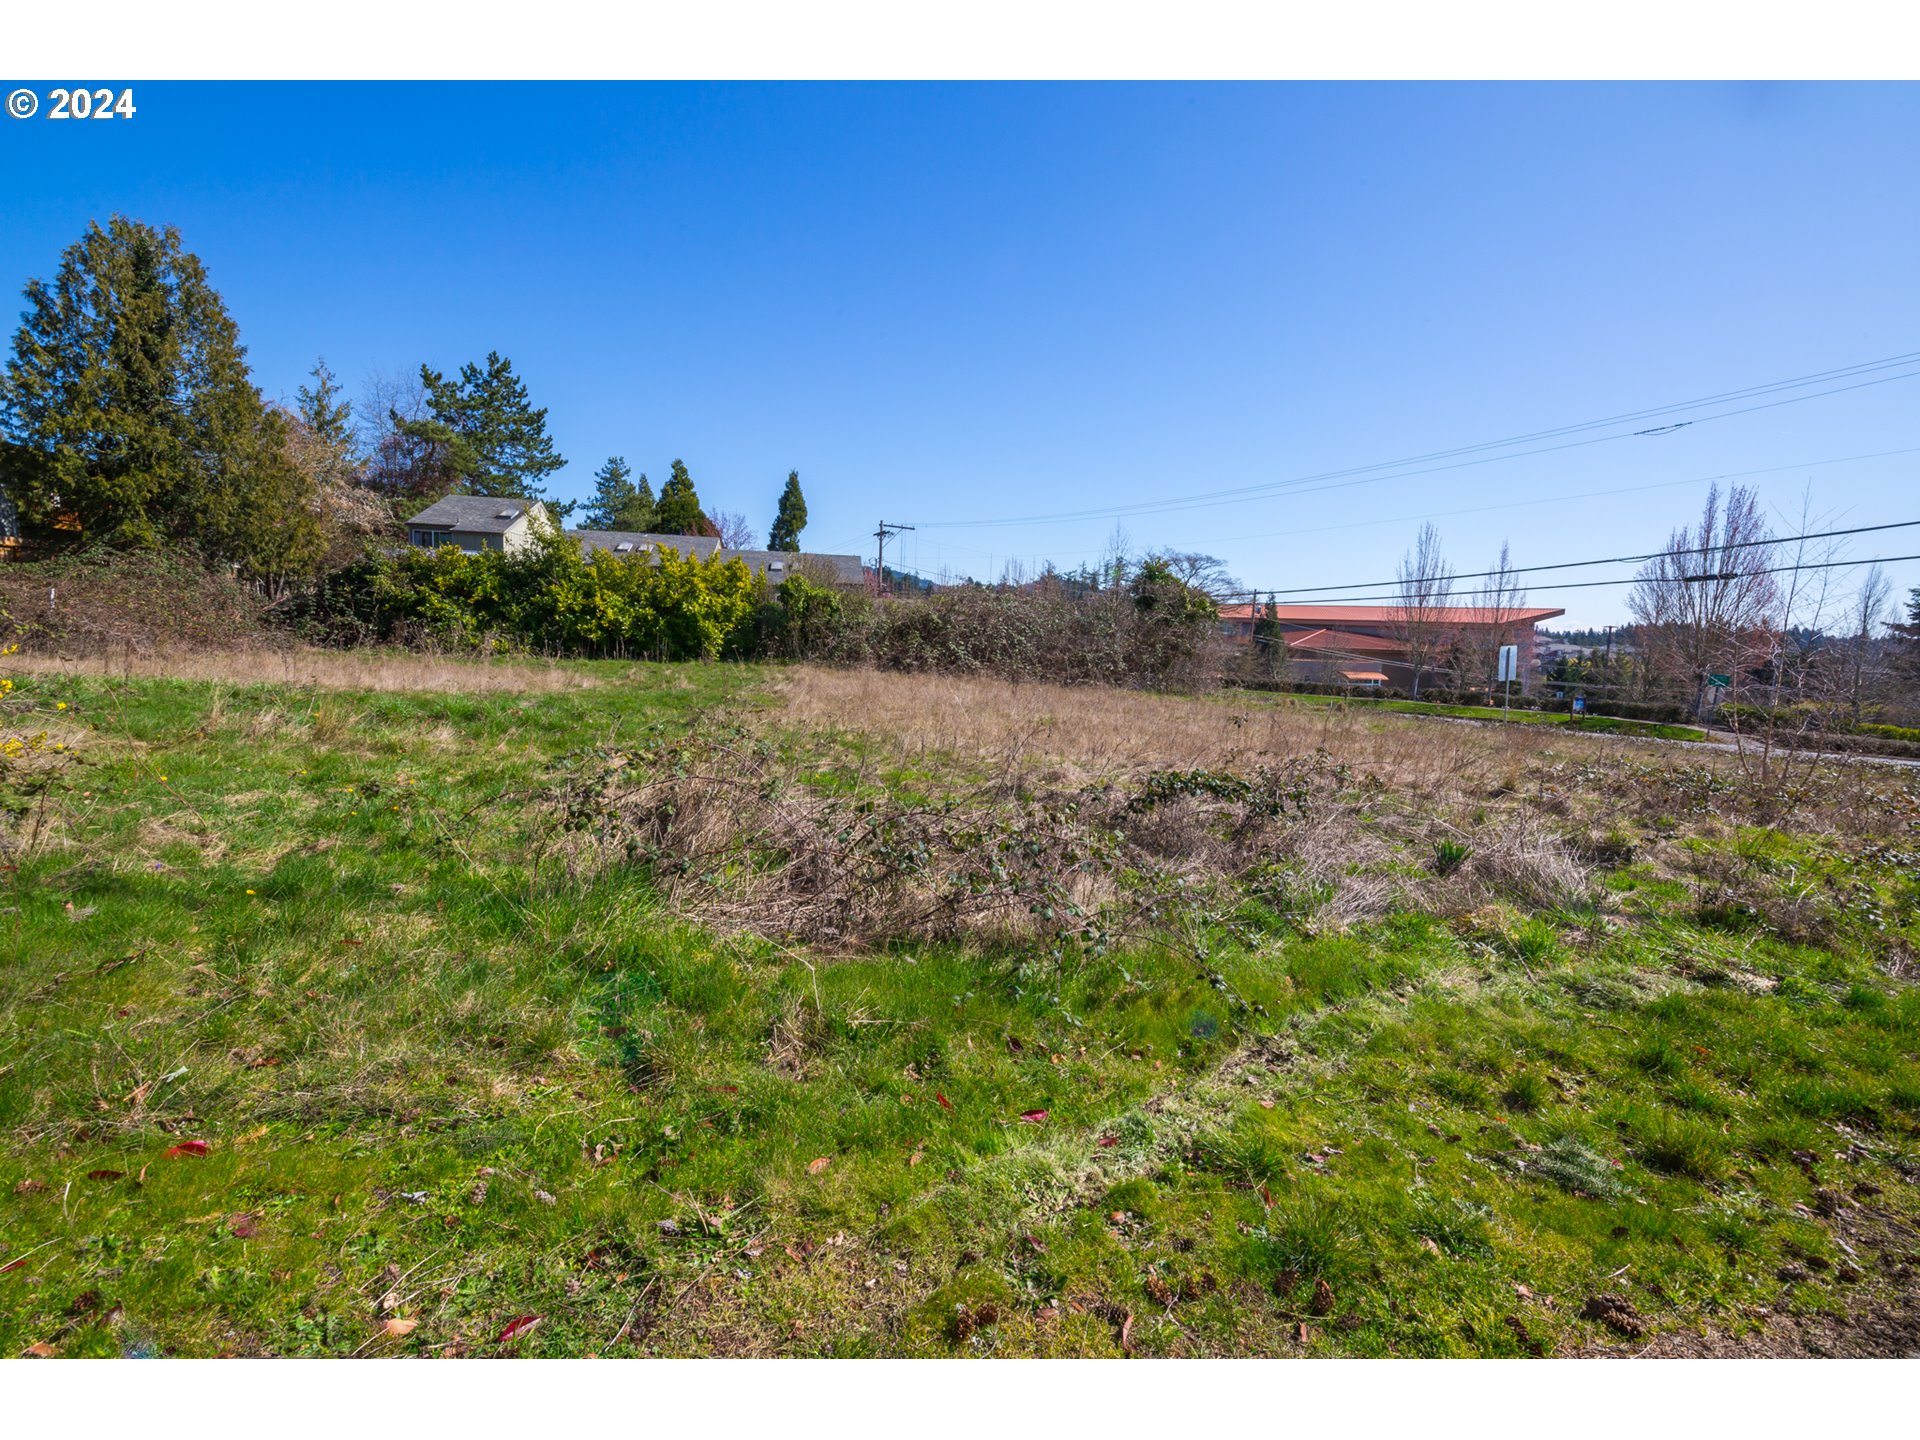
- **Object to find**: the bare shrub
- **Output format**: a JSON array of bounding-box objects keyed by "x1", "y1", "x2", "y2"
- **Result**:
[{"x1": 547, "y1": 702, "x2": 1609, "y2": 954}]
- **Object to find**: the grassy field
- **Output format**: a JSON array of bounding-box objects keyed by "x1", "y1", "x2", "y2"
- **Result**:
[
  {"x1": 2, "y1": 657, "x2": 1917, "y2": 1357},
  {"x1": 1269, "y1": 689, "x2": 1709, "y2": 743}
]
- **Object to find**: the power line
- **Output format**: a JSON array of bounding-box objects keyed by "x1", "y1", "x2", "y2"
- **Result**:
[
  {"x1": 901, "y1": 443, "x2": 1920, "y2": 584},
  {"x1": 908, "y1": 350, "x2": 1920, "y2": 530},
  {"x1": 1208, "y1": 444, "x2": 1920, "y2": 548},
  {"x1": 1219, "y1": 550, "x2": 1920, "y2": 608},
  {"x1": 1231, "y1": 517, "x2": 1920, "y2": 599}
]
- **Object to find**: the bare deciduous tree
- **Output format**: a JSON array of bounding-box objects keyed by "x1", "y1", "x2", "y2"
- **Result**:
[
  {"x1": 713, "y1": 509, "x2": 757, "y2": 550},
  {"x1": 1627, "y1": 482, "x2": 1779, "y2": 718},
  {"x1": 1395, "y1": 522, "x2": 1455, "y2": 698},
  {"x1": 1462, "y1": 539, "x2": 1528, "y2": 701},
  {"x1": 1840, "y1": 563, "x2": 1894, "y2": 720}
]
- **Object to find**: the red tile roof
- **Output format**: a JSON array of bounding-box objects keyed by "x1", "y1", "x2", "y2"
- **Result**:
[{"x1": 1258, "y1": 604, "x2": 1565, "y2": 625}]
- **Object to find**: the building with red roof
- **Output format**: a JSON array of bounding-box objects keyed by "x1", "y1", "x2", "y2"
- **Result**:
[{"x1": 1219, "y1": 601, "x2": 1566, "y2": 692}]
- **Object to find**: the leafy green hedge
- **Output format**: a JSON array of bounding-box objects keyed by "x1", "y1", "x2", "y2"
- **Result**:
[{"x1": 289, "y1": 531, "x2": 768, "y2": 659}]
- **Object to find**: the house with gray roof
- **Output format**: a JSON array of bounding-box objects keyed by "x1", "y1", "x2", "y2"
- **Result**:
[
  {"x1": 405, "y1": 497, "x2": 866, "y2": 588},
  {"x1": 568, "y1": 528, "x2": 864, "y2": 587},
  {"x1": 405, "y1": 496, "x2": 552, "y2": 555}
]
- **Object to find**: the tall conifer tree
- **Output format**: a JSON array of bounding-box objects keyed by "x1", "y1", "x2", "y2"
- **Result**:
[
  {"x1": 768, "y1": 470, "x2": 808, "y2": 552},
  {"x1": 398, "y1": 351, "x2": 567, "y2": 511},
  {"x1": 653, "y1": 459, "x2": 707, "y2": 535},
  {"x1": 0, "y1": 216, "x2": 321, "y2": 579}
]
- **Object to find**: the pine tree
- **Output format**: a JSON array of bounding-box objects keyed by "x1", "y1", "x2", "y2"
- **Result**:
[
  {"x1": 296, "y1": 357, "x2": 354, "y2": 451},
  {"x1": 0, "y1": 216, "x2": 322, "y2": 579},
  {"x1": 399, "y1": 350, "x2": 566, "y2": 509},
  {"x1": 584, "y1": 456, "x2": 657, "y2": 532},
  {"x1": 653, "y1": 459, "x2": 707, "y2": 535},
  {"x1": 768, "y1": 469, "x2": 808, "y2": 552}
]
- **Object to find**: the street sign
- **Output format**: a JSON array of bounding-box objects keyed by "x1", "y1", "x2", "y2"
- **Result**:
[
  {"x1": 1497, "y1": 644, "x2": 1518, "y2": 683},
  {"x1": 1707, "y1": 674, "x2": 1731, "y2": 688}
]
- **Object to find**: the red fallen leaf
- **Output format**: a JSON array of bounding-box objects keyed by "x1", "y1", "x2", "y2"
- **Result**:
[
  {"x1": 230, "y1": 1213, "x2": 260, "y2": 1239},
  {"x1": 935, "y1": 1092, "x2": 954, "y2": 1111},
  {"x1": 165, "y1": 1140, "x2": 210, "y2": 1158},
  {"x1": 1019, "y1": 1110, "x2": 1049, "y2": 1124},
  {"x1": 806, "y1": 1156, "x2": 831, "y2": 1175},
  {"x1": 496, "y1": 1315, "x2": 543, "y2": 1344},
  {"x1": 1026, "y1": 1233, "x2": 1048, "y2": 1253},
  {"x1": 0, "y1": 1257, "x2": 27, "y2": 1274},
  {"x1": 1257, "y1": 1182, "x2": 1273, "y2": 1211},
  {"x1": 1096, "y1": 1135, "x2": 1120, "y2": 1148},
  {"x1": 247, "y1": 1057, "x2": 282, "y2": 1069},
  {"x1": 87, "y1": 1169, "x2": 125, "y2": 1181}
]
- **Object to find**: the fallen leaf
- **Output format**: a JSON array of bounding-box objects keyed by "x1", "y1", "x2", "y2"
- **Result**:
[
  {"x1": 496, "y1": 1315, "x2": 543, "y2": 1344},
  {"x1": 12, "y1": 1179, "x2": 48, "y2": 1195},
  {"x1": 229, "y1": 1213, "x2": 260, "y2": 1239},
  {"x1": 164, "y1": 1140, "x2": 210, "y2": 1159},
  {"x1": 1019, "y1": 1109, "x2": 1049, "y2": 1124},
  {"x1": 935, "y1": 1092, "x2": 954, "y2": 1111},
  {"x1": 247, "y1": 1056, "x2": 282, "y2": 1069},
  {"x1": 1421, "y1": 1236, "x2": 1442, "y2": 1256},
  {"x1": 1258, "y1": 1183, "x2": 1273, "y2": 1210},
  {"x1": 382, "y1": 1317, "x2": 419, "y2": 1338},
  {"x1": 908, "y1": 1150, "x2": 923, "y2": 1167},
  {"x1": 87, "y1": 1169, "x2": 125, "y2": 1181},
  {"x1": 1515, "y1": 1283, "x2": 1535, "y2": 1299},
  {"x1": 806, "y1": 1156, "x2": 831, "y2": 1175},
  {"x1": 1096, "y1": 1135, "x2": 1120, "y2": 1148},
  {"x1": 22, "y1": 1342, "x2": 58, "y2": 1358},
  {"x1": 1026, "y1": 1233, "x2": 1048, "y2": 1253}
]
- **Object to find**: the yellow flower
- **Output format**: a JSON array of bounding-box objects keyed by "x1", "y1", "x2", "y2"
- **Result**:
[
  {"x1": 246, "y1": 888, "x2": 256, "y2": 895},
  {"x1": 56, "y1": 701, "x2": 68, "y2": 710},
  {"x1": 159, "y1": 775, "x2": 168, "y2": 783}
]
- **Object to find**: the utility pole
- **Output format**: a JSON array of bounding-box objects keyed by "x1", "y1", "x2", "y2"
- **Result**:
[{"x1": 873, "y1": 521, "x2": 914, "y2": 597}]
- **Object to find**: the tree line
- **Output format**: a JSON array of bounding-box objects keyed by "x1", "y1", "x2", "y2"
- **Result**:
[
  {"x1": 1359, "y1": 490, "x2": 1918, "y2": 726},
  {"x1": 0, "y1": 217, "x2": 815, "y2": 596}
]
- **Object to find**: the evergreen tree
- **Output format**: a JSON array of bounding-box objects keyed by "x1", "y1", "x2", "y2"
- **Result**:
[
  {"x1": 1892, "y1": 586, "x2": 1920, "y2": 687},
  {"x1": 0, "y1": 216, "x2": 322, "y2": 579},
  {"x1": 768, "y1": 469, "x2": 808, "y2": 552},
  {"x1": 296, "y1": 357, "x2": 354, "y2": 451},
  {"x1": 398, "y1": 350, "x2": 566, "y2": 510},
  {"x1": 653, "y1": 458, "x2": 707, "y2": 535},
  {"x1": 583, "y1": 456, "x2": 657, "y2": 531}
]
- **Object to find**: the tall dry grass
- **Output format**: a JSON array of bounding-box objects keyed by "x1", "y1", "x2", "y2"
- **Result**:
[
  {"x1": 775, "y1": 665, "x2": 1582, "y2": 796},
  {"x1": 12, "y1": 646, "x2": 601, "y2": 694}
]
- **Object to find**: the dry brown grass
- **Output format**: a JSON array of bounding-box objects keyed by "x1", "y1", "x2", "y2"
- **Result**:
[
  {"x1": 776, "y1": 665, "x2": 1599, "y2": 793},
  {"x1": 12, "y1": 646, "x2": 601, "y2": 694}
]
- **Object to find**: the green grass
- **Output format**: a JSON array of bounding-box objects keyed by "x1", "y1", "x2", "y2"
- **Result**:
[
  {"x1": 0, "y1": 661, "x2": 1913, "y2": 1357},
  {"x1": 1258, "y1": 690, "x2": 1707, "y2": 743}
]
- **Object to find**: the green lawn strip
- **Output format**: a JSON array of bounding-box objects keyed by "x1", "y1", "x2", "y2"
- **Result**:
[{"x1": 1235, "y1": 689, "x2": 1706, "y2": 743}]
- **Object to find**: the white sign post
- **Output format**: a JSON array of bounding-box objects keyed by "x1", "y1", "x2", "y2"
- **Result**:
[{"x1": 1497, "y1": 644, "x2": 1518, "y2": 715}]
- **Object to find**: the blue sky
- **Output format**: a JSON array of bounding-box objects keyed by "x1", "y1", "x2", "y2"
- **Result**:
[{"x1": 3, "y1": 81, "x2": 1916, "y2": 625}]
